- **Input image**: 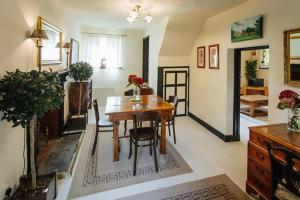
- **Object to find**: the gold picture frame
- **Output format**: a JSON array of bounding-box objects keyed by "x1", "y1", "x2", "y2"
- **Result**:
[
  {"x1": 37, "y1": 16, "x2": 63, "y2": 65},
  {"x1": 284, "y1": 28, "x2": 300, "y2": 87}
]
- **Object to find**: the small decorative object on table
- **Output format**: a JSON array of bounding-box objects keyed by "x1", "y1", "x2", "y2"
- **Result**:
[
  {"x1": 127, "y1": 74, "x2": 144, "y2": 102},
  {"x1": 277, "y1": 90, "x2": 300, "y2": 132}
]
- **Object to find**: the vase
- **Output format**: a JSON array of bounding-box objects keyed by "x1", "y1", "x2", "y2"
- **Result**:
[
  {"x1": 287, "y1": 108, "x2": 300, "y2": 132},
  {"x1": 133, "y1": 86, "x2": 141, "y2": 101}
]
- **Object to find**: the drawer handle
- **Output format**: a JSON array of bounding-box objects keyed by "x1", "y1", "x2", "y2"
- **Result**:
[
  {"x1": 255, "y1": 166, "x2": 265, "y2": 176},
  {"x1": 256, "y1": 152, "x2": 265, "y2": 161},
  {"x1": 257, "y1": 137, "x2": 265, "y2": 144}
]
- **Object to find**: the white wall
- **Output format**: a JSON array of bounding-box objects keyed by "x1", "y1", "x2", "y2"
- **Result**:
[
  {"x1": 145, "y1": 17, "x2": 169, "y2": 92},
  {"x1": 189, "y1": 0, "x2": 300, "y2": 135},
  {"x1": 79, "y1": 26, "x2": 144, "y2": 96},
  {"x1": 159, "y1": 56, "x2": 189, "y2": 67},
  {"x1": 0, "y1": 0, "x2": 79, "y2": 198}
]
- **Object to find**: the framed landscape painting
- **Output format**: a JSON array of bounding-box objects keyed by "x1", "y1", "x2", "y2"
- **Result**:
[
  {"x1": 209, "y1": 44, "x2": 219, "y2": 69},
  {"x1": 231, "y1": 15, "x2": 263, "y2": 43},
  {"x1": 197, "y1": 46, "x2": 205, "y2": 68}
]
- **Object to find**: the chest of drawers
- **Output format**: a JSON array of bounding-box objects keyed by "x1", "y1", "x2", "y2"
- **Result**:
[{"x1": 246, "y1": 123, "x2": 300, "y2": 199}]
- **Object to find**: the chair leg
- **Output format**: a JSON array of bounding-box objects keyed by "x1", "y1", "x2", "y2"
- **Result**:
[
  {"x1": 149, "y1": 140, "x2": 152, "y2": 156},
  {"x1": 133, "y1": 142, "x2": 138, "y2": 176},
  {"x1": 129, "y1": 136, "x2": 132, "y2": 159},
  {"x1": 172, "y1": 120, "x2": 176, "y2": 144},
  {"x1": 124, "y1": 120, "x2": 127, "y2": 136},
  {"x1": 167, "y1": 120, "x2": 171, "y2": 136},
  {"x1": 118, "y1": 138, "x2": 121, "y2": 152},
  {"x1": 153, "y1": 139, "x2": 158, "y2": 172},
  {"x1": 92, "y1": 129, "x2": 99, "y2": 155}
]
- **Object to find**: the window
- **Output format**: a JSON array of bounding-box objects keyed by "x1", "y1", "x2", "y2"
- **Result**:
[
  {"x1": 81, "y1": 33, "x2": 123, "y2": 68},
  {"x1": 260, "y1": 48, "x2": 270, "y2": 69}
]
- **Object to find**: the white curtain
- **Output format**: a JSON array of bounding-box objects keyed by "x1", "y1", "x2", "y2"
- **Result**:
[{"x1": 81, "y1": 33, "x2": 122, "y2": 68}]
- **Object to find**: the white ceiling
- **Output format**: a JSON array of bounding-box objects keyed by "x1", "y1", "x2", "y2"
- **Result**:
[{"x1": 58, "y1": 0, "x2": 247, "y2": 30}]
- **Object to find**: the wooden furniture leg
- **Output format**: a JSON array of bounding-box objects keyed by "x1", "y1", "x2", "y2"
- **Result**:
[
  {"x1": 113, "y1": 121, "x2": 120, "y2": 161},
  {"x1": 160, "y1": 116, "x2": 167, "y2": 154},
  {"x1": 249, "y1": 103, "x2": 255, "y2": 117}
]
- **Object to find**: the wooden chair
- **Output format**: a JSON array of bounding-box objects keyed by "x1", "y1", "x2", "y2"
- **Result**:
[
  {"x1": 128, "y1": 111, "x2": 160, "y2": 176},
  {"x1": 159, "y1": 96, "x2": 179, "y2": 144},
  {"x1": 123, "y1": 89, "x2": 134, "y2": 136},
  {"x1": 91, "y1": 99, "x2": 113, "y2": 155},
  {"x1": 267, "y1": 143, "x2": 300, "y2": 200}
]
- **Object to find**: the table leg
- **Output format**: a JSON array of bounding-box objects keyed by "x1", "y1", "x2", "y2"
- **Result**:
[
  {"x1": 160, "y1": 116, "x2": 167, "y2": 154},
  {"x1": 113, "y1": 121, "x2": 120, "y2": 161},
  {"x1": 250, "y1": 104, "x2": 255, "y2": 117}
]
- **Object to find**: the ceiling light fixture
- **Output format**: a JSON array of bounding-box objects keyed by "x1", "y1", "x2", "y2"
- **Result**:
[{"x1": 126, "y1": 5, "x2": 153, "y2": 23}]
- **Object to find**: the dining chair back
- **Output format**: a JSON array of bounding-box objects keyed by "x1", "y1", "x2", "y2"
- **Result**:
[
  {"x1": 91, "y1": 99, "x2": 113, "y2": 155},
  {"x1": 267, "y1": 143, "x2": 300, "y2": 199},
  {"x1": 129, "y1": 111, "x2": 160, "y2": 176}
]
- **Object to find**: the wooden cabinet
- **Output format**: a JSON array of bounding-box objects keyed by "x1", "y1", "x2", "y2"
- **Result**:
[
  {"x1": 39, "y1": 71, "x2": 69, "y2": 139},
  {"x1": 69, "y1": 80, "x2": 92, "y2": 116},
  {"x1": 246, "y1": 124, "x2": 300, "y2": 200}
]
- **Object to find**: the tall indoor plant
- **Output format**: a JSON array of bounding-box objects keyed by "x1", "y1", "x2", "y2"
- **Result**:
[
  {"x1": 277, "y1": 90, "x2": 300, "y2": 132},
  {"x1": 245, "y1": 60, "x2": 258, "y2": 85},
  {"x1": 69, "y1": 62, "x2": 93, "y2": 117},
  {"x1": 0, "y1": 69, "x2": 64, "y2": 190}
]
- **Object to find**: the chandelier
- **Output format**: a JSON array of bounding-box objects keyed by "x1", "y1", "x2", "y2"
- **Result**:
[{"x1": 126, "y1": 5, "x2": 153, "y2": 23}]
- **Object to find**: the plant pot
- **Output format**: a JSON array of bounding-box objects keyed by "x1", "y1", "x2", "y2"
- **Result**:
[
  {"x1": 248, "y1": 79, "x2": 264, "y2": 87},
  {"x1": 288, "y1": 108, "x2": 300, "y2": 132},
  {"x1": 11, "y1": 172, "x2": 56, "y2": 200}
]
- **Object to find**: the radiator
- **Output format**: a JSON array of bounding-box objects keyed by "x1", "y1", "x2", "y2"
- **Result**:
[{"x1": 92, "y1": 87, "x2": 115, "y2": 106}]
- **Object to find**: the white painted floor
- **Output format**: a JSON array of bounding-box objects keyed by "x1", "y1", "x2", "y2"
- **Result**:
[{"x1": 55, "y1": 110, "x2": 265, "y2": 200}]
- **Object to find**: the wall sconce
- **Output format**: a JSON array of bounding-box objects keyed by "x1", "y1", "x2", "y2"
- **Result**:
[
  {"x1": 56, "y1": 42, "x2": 72, "y2": 68},
  {"x1": 63, "y1": 42, "x2": 72, "y2": 68},
  {"x1": 30, "y1": 29, "x2": 48, "y2": 71}
]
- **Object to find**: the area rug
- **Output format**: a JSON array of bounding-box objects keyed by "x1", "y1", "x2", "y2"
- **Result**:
[
  {"x1": 119, "y1": 174, "x2": 249, "y2": 200},
  {"x1": 68, "y1": 125, "x2": 192, "y2": 199}
]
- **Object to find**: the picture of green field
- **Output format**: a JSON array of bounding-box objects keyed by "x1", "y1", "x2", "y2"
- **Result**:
[{"x1": 231, "y1": 15, "x2": 263, "y2": 43}]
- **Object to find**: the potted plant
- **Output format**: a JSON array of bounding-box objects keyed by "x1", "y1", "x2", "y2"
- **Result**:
[
  {"x1": 277, "y1": 90, "x2": 300, "y2": 132},
  {"x1": 0, "y1": 69, "x2": 64, "y2": 199},
  {"x1": 127, "y1": 74, "x2": 144, "y2": 101},
  {"x1": 245, "y1": 60, "x2": 258, "y2": 86},
  {"x1": 69, "y1": 62, "x2": 93, "y2": 117}
]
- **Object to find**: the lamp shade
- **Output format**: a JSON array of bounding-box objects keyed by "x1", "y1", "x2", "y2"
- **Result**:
[
  {"x1": 63, "y1": 42, "x2": 72, "y2": 49},
  {"x1": 30, "y1": 29, "x2": 48, "y2": 40}
]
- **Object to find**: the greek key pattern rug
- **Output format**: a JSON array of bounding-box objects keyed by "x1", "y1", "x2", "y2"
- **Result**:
[
  {"x1": 68, "y1": 125, "x2": 192, "y2": 199},
  {"x1": 119, "y1": 174, "x2": 250, "y2": 200}
]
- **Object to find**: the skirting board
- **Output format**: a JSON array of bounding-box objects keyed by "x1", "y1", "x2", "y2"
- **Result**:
[{"x1": 188, "y1": 112, "x2": 234, "y2": 142}]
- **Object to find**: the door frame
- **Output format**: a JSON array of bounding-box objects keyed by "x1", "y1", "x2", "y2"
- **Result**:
[
  {"x1": 142, "y1": 36, "x2": 149, "y2": 82},
  {"x1": 164, "y1": 70, "x2": 188, "y2": 116},
  {"x1": 232, "y1": 45, "x2": 269, "y2": 141},
  {"x1": 157, "y1": 66, "x2": 190, "y2": 116}
]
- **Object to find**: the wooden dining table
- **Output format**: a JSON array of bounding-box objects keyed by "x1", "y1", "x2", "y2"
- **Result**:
[{"x1": 106, "y1": 95, "x2": 174, "y2": 161}]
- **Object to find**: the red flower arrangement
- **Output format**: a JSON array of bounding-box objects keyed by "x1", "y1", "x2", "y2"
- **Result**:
[
  {"x1": 127, "y1": 74, "x2": 144, "y2": 87},
  {"x1": 277, "y1": 90, "x2": 300, "y2": 110}
]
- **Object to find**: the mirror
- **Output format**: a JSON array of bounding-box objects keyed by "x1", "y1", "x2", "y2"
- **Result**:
[
  {"x1": 284, "y1": 28, "x2": 300, "y2": 87},
  {"x1": 37, "y1": 16, "x2": 62, "y2": 65}
]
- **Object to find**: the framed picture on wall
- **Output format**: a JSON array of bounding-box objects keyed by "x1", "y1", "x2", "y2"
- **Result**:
[
  {"x1": 70, "y1": 38, "x2": 79, "y2": 64},
  {"x1": 197, "y1": 46, "x2": 205, "y2": 68},
  {"x1": 209, "y1": 44, "x2": 219, "y2": 69}
]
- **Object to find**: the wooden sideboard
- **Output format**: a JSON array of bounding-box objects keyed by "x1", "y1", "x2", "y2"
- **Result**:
[{"x1": 246, "y1": 124, "x2": 300, "y2": 199}]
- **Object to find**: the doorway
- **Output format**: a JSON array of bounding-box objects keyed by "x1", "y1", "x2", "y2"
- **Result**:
[
  {"x1": 233, "y1": 45, "x2": 270, "y2": 142},
  {"x1": 157, "y1": 66, "x2": 189, "y2": 116},
  {"x1": 142, "y1": 36, "x2": 149, "y2": 83}
]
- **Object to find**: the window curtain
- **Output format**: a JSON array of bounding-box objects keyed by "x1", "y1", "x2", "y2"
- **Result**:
[{"x1": 81, "y1": 33, "x2": 122, "y2": 68}]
